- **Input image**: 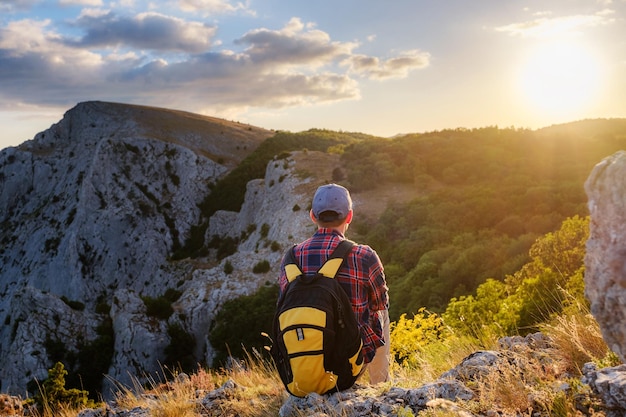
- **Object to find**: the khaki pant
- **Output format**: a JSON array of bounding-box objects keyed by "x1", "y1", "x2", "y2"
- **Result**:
[{"x1": 367, "y1": 309, "x2": 391, "y2": 384}]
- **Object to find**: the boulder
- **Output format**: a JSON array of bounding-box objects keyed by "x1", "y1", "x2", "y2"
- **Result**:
[{"x1": 584, "y1": 150, "x2": 626, "y2": 362}]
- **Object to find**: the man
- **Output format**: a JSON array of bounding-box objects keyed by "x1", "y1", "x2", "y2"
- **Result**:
[{"x1": 278, "y1": 183, "x2": 390, "y2": 384}]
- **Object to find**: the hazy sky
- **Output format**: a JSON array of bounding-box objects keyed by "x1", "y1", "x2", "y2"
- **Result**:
[{"x1": 1, "y1": 0, "x2": 625, "y2": 149}]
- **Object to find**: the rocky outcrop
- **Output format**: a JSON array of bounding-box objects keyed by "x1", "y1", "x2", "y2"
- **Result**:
[
  {"x1": 0, "y1": 101, "x2": 303, "y2": 396},
  {"x1": 582, "y1": 363, "x2": 626, "y2": 415},
  {"x1": 584, "y1": 150, "x2": 626, "y2": 363}
]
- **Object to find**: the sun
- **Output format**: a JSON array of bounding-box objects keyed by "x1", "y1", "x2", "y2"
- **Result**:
[{"x1": 517, "y1": 40, "x2": 602, "y2": 115}]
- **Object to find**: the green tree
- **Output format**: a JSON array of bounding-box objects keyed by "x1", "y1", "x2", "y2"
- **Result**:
[{"x1": 35, "y1": 362, "x2": 94, "y2": 411}]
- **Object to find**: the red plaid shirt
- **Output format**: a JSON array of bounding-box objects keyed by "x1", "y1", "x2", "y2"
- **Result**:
[{"x1": 278, "y1": 229, "x2": 389, "y2": 363}]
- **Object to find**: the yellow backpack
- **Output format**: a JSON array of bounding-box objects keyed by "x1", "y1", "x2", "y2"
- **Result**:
[{"x1": 270, "y1": 240, "x2": 364, "y2": 397}]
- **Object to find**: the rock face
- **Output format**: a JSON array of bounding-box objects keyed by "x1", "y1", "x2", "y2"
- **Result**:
[
  {"x1": 0, "y1": 101, "x2": 325, "y2": 396},
  {"x1": 584, "y1": 150, "x2": 626, "y2": 363}
]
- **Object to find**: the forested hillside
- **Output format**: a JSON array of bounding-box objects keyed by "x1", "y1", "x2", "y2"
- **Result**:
[{"x1": 339, "y1": 120, "x2": 626, "y2": 318}]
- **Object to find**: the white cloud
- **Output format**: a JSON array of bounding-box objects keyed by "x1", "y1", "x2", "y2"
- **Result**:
[
  {"x1": 59, "y1": 0, "x2": 103, "y2": 6},
  {"x1": 343, "y1": 50, "x2": 431, "y2": 80},
  {"x1": 178, "y1": 0, "x2": 249, "y2": 15},
  {"x1": 0, "y1": 0, "x2": 39, "y2": 12},
  {"x1": 69, "y1": 11, "x2": 218, "y2": 52},
  {"x1": 235, "y1": 17, "x2": 357, "y2": 69}
]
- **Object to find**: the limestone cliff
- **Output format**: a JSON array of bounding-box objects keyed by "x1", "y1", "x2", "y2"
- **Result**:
[{"x1": 0, "y1": 101, "x2": 320, "y2": 396}]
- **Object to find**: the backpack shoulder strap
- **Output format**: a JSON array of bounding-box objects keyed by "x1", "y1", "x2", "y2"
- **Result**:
[
  {"x1": 284, "y1": 245, "x2": 303, "y2": 283},
  {"x1": 284, "y1": 240, "x2": 355, "y2": 283},
  {"x1": 318, "y1": 239, "x2": 355, "y2": 279}
]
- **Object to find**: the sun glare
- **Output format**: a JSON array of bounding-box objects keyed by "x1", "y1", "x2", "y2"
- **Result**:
[{"x1": 518, "y1": 41, "x2": 602, "y2": 116}]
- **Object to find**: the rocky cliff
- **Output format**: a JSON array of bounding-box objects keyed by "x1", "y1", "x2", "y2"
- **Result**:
[
  {"x1": 585, "y1": 150, "x2": 626, "y2": 363},
  {"x1": 0, "y1": 101, "x2": 324, "y2": 396}
]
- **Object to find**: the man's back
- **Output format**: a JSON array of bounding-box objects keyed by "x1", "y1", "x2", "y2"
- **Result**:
[{"x1": 279, "y1": 228, "x2": 387, "y2": 364}]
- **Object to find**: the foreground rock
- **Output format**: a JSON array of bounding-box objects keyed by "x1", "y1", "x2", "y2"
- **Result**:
[{"x1": 584, "y1": 150, "x2": 626, "y2": 363}]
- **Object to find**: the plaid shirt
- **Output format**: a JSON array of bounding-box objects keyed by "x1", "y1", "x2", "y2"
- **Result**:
[{"x1": 278, "y1": 228, "x2": 389, "y2": 363}]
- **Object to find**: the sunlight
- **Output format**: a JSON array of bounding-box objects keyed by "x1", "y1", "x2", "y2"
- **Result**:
[{"x1": 518, "y1": 40, "x2": 602, "y2": 115}]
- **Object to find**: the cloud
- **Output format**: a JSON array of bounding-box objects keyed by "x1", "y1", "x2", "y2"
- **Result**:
[
  {"x1": 343, "y1": 50, "x2": 431, "y2": 80},
  {"x1": 178, "y1": 0, "x2": 249, "y2": 15},
  {"x1": 69, "y1": 10, "x2": 217, "y2": 53},
  {"x1": 0, "y1": 14, "x2": 428, "y2": 116},
  {"x1": 234, "y1": 18, "x2": 357, "y2": 68},
  {"x1": 0, "y1": 0, "x2": 39, "y2": 12},
  {"x1": 495, "y1": 10, "x2": 615, "y2": 38},
  {"x1": 59, "y1": 0, "x2": 103, "y2": 6}
]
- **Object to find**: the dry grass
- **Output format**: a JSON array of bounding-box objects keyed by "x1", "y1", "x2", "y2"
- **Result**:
[
  {"x1": 109, "y1": 350, "x2": 286, "y2": 417},
  {"x1": 463, "y1": 305, "x2": 618, "y2": 416},
  {"x1": 541, "y1": 309, "x2": 616, "y2": 374},
  {"x1": 207, "y1": 350, "x2": 287, "y2": 417},
  {"x1": 27, "y1": 403, "x2": 85, "y2": 417}
]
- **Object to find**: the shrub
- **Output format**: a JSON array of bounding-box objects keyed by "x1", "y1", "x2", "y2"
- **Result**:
[
  {"x1": 31, "y1": 362, "x2": 95, "y2": 412},
  {"x1": 208, "y1": 284, "x2": 279, "y2": 366},
  {"x1": 164, "y1": 288, "x2": 183, "y2": 303},
  {"x1": 164, "y1": 323, "x2": 197, "y2": 374},
  {"x1": 142, "y1": 296, "x2": 174, "y2": 320},
  {"x1": 207, "y1": 235, "x2": 239, "y2": 260},
  {"x1": 95, "y1": 302, "x2": 111, "y2": 315},
  {"x1": 390, "y1": 308, "x2": 448, "y2": 366},
  {"x1": 260, "y1": 223, "x2": 270, "y2": 239},
  {"x1": 252, "y1": 260, "x2": 270, "y2": 274}
]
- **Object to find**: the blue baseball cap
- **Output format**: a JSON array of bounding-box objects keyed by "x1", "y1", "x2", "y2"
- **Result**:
[{"x1": 312, "y1": 184, "x2": 352, "y2": 221}]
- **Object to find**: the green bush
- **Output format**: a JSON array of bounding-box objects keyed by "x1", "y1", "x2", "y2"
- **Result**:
[
  {"x1": 208, "y1": 284, "x2": 279, "y2": 366},
  {"x1": 252, "y1": 260, "x2": 270, "y2": 274},
  {"x1": 207, "y1": 235, "x2": 239, "y2": 260},
  {"x1": 142, "y1": 295, "x2": 174, "y2": 320},
  {"x1": 164, "y1": 288, "x2": 183, "y2": 303},
  {"x1": 164, "y1": 323, "x2": 196, "y2": 373},
  {"x1": 260, "y1": 223, "x2": 270, "y2": 239}
]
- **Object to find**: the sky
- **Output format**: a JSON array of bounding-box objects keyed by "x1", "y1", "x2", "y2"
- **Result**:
[{"x1": 1, "y1": 0, "x2": 625, "y2": 149}]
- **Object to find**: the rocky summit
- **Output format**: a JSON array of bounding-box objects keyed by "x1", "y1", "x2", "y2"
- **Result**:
[{"x1": 0, "y1": 101, "x2": 323, "y2": 396}]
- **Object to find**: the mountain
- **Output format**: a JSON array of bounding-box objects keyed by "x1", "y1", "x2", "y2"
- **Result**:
[{"x1": 0, "y1": 101, "x2": 304, "y2": 397}]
